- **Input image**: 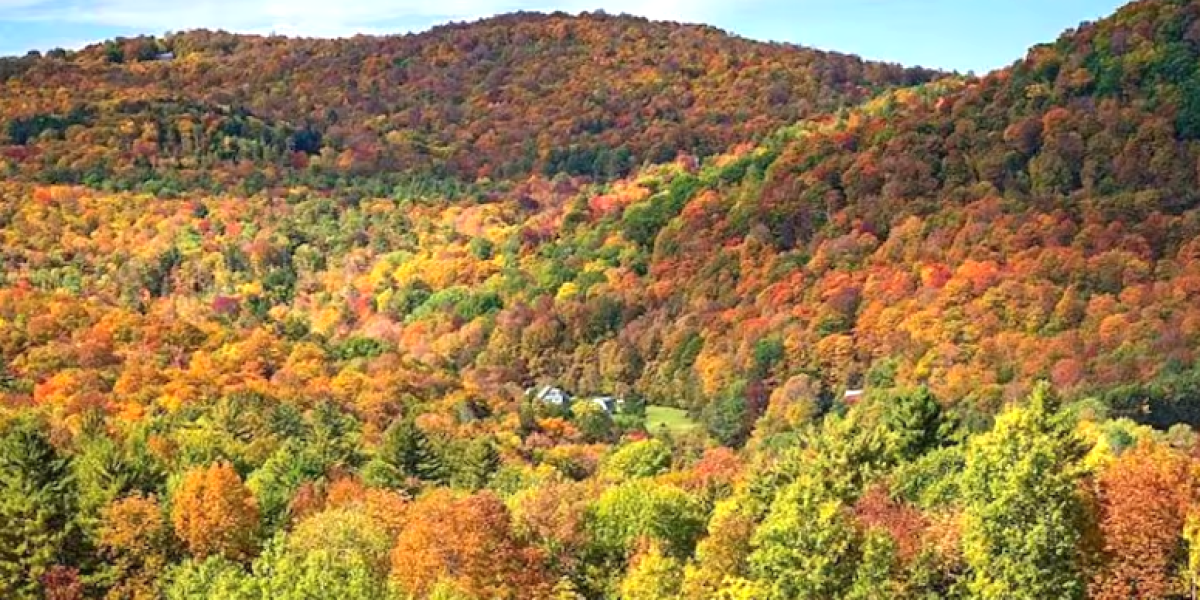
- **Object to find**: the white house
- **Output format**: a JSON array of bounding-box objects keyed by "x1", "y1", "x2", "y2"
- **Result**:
[
  {"x1": 591, "y1": 396, "x2": 620, "y2": 414},
  {"x1": 530, "y1": 385, "x2": 572, "y2": 407}
]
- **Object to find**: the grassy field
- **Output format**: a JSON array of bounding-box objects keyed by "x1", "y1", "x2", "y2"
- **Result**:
[{"x1": 645, "y1": 405, "x2": 701, "y2": 435}]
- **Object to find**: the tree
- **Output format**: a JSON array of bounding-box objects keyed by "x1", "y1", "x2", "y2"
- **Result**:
[
  {"x1": 620, "y1": 542, "x2": 684, "y2": 600},
  {"x1": 1185, "y1": 512, "x2": 1200, "y2": 600},
  {"x1": 246, "y1": 441, "x2": 327, "y2": 531},
  {"x1": 880, "y1": 386, "x2": 954, "y2": 461},
  {"x1": 390, "y1": 490, "x2": 550, "y2": 599},
  {"x1": 41, "y1": 565, "x2": 83, "y2": 600},
  {"x1": 1090, "y1": 442, "x2": 1194, "y2": 600},
  {"x1": 599, "y1": 438, "x2": 672, "y2": 481},
  {"x1": 285, "y1": 506, "x2": 392, "y2": 579},
  {"x1": 74, "y1": 433, "x2": 164, "y2": 538},
  {"x1": 588, "y1": 479, "x2": 706, "y2": 562},
  {"x1": 160, "y1": 556, "x2": 255, "y2": 600},
  {"x1": 0, "y1": 416, "x2": 80, "y2": 600},
  {"x1": 961, "y1": 383, "x2": 1088, "y2": 600},
  {"x1": 305, "y1": 401, "x2": 362, "y2": 470},
  {"x1": 682, "y1": 495, "x2": 757, "y2": 600},
  {"x1": 171, "y1": 462, "x2": 260, "y2": 562},
  {"x1": 571, "y1": 401, "x2": 615, "y2": 443},
  {"x1": 704, "y1": 381, "x2": 751, "y2": 447},
  {"x1": 98, "y1": 493, "x2": 175, "y2": 599},
  {"x1": 250, "y1": 532, "x2": 389, "y2": 600},
  {"x1": 363, "y1": 418, "x2": 444, "y2": 489},
  {"x1": 747, "y1": 473, "x2": 860, "y2": 599},
  {"x1": 846, "y1": 531, "x2": 902, "y2": 600},
  {"x1": 450, "y1": 437, "x2": 501, "y2": 491}
]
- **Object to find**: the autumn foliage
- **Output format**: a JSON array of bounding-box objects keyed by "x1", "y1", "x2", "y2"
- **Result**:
[
  {"x1": 1091, "y1": 443, "x2": 1197, "y2": 600},
  {"x1": 390, "y1": 490, "x2": 551, "y2": 599},
  {"x1": 5, "y1": 0, "x2": 1200, "y2": 598},
  {"x1": 170, "y1": 462, "x2": 259, "y2": 561}
]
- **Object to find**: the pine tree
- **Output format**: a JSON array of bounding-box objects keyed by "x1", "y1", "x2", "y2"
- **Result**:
[
  {"x1": 0, "y1": 416, "x2": 80, "y2": 599},
  {"x1": 73, "y1": 433, "x2": 162, "y2": 533},
  {"x1": 453, "y1": 438, "x2": 500, "y2": 491},
  {"x1": 379, "y1": 419, "x2": 444, "y2": 483},
  {"x1": 881, "y1": 386, "x2": 955, "y2": 461}
]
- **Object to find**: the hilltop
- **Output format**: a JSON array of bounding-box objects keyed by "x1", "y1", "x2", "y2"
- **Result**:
[{"x1": 0, "y1": 12, "x2": 938, "y2": 188}]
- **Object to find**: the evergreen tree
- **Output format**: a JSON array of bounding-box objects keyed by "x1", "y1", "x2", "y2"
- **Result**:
[
  {"x1": 0, "y1": 417, "x2": 80, "y2": 599},
  {"x1": 704, "y1": 382, "x2": 750, "y2": 448},
  {"x1": 452, "y1": 438, "x2": 500, "y2": 491},
  {"x1": 74, "y1": 433, "x2": 163, "y2": 533},
  {"x1": 377, "y1": 418, "x2": 444, "y2": 484},
  {"x1": 880, "y1": 386, "x2": 956, "y2": 461},
  {"x1": 247, "y1": 441, "x2": 327, "y2": 531},
  {"x1": 306, "y1": 401, "x2": 362, "y2": 469}
]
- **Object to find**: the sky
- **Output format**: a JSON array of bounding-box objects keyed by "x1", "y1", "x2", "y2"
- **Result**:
[{"x1": 0, "y1": 0, "x2": 1129, "y2": 73}]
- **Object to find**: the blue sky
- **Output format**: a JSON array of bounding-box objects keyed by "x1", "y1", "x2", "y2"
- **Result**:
[{"x1": 0, "y1": 0, "x2": 1129, "y2": 72}]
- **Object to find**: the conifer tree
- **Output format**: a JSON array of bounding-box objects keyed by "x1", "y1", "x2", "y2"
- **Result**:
[
  {"x1": 453, "y1": 438, "x2": 500, "y2": 491},
  {"x1": 379, "y1": 418, "x2": 444, "y2": 483},
  {"x1": 0, "y1": 416, "x2": 80, "y2": 599}
]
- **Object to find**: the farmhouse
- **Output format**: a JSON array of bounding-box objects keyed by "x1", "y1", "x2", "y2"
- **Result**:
[{"x1": 528, "y1": 386, "x2": 623, "y2": 414}]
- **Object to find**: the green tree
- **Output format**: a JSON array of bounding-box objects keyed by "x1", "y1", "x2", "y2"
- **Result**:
[
  {"x1": 599, "y1": 439, "x2": 672, "y2": 481},
  {"x1": 451, "y1": 438, "x2": 501, "y2": 491},
  {"x1": 0, "y1": 416, "x2": 80, "y2": 600},
  {"x1": 306, "y1": 401, "x2": 362, "y2": 469},
  {"x1": 961, "y1": 382, "x2": 1087, "y2": 600},
  {"x1": 246, "y1": 441, "x2": 327, "y2": 531},
  {"x1": 704, "y1": 382, "x2": 750, "y2": 447},
  {"x1": 588, "y1": 479, "x2": 705, "y2": 562},
  {"x1": 251, "y1": 533, "x2": 389, "y2": 600},
  {"x1": 363, "y1": 418, "x2": 444, "y2": 489},
  {"x1": 747, "y1": 472, "x2": 860, "y2": 600},
  {"x1": 161, "y1": 556, "x2": 256, "y2": 600},
  {"x1": 571, "y1": 401, "x2": 615, "y2": 443},
  {"x1": 73, "y1": 432, "x2": 163, "y2": 534},
  {"x1": 880, "y1": 386, "x2": 955, "y2": 461},
  {"x1": 846, "y1": 531, "x2": 901, "y2": 600}
]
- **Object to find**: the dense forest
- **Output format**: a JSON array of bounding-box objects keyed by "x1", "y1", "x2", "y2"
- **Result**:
[
  {"x1": 6, "y1": 0, "x2": 1200, "y2": 598},
  {"x1": 0, "y1": 13, "x2": 936, "y2": 185}
]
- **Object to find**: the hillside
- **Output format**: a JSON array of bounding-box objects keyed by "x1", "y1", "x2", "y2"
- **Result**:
[
  {"x1": 0, "y1": 12, "x2": 937, "y2": 188},
  {"x1": 7, "y1": 1, "x2": 1200, "y2": 599}
]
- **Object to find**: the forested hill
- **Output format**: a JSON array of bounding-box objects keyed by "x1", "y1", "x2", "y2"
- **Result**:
[
  {"x1": 12, "y1": 1, "x2": 1200, "y2": 599},
  {"x1": 3, "y1": 0, "x2": 1200, "y2": 435},
  {"x1": 0, "y1": 12, "x2": 938, "y2": 188},
  {"x1": 578, "y1": 0, "x2": 1200, "y2": 432}
]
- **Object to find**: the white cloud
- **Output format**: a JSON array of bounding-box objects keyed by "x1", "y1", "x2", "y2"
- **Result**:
[{"x1": 3, "y1": 0, "x2": 739, "y2": 39}]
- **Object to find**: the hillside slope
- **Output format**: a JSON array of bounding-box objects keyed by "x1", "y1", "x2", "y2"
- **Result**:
[
  {"x1": 6, "y1": 0, "x2": 1200, "y2": 442},
  {"x1": 0, "y1": 12, "x2": 937, "y2": 188},
  {"x1": 8, "y1": 2, "x2": 1200, "y2": 599}
]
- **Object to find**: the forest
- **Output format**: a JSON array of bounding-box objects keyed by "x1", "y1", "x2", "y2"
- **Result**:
[{"x1": 6, "y1": 0, "x2": 1200, "y2": 598}]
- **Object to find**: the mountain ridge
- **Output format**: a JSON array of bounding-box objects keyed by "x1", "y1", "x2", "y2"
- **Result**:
[{"x1": 0, "y1": 11, "x2": 941, "y2": 189}]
